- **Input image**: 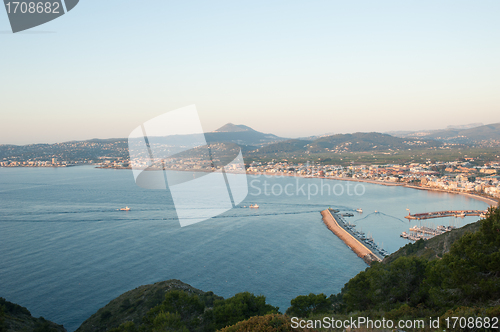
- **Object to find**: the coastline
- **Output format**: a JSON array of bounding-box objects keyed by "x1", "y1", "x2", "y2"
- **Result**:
[
  {"x1": 6, "y1": 165, "x2": 496, "y2": 208},
  {"x1": 247, "y1": 171, "x2": 499, "y2": 208}
]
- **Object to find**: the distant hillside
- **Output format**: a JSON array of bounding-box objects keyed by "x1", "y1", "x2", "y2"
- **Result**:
[
  {"x1": 0, "y1": 297, "x2": 66, "y2": 332},
  {"x1": 391, "y1": 122, "x2": 500, "y2": 144},
  {"x1": 205, "y1": 123, "x2": 285, "y2": 146},
  {"x1": 0, "y1": 139, "x2": 129, "y2": 163},
  {"x1": 0, "y1": 124, "x2": 287, "y2": 163},
  {"x1": 249, "y1": 132, "x2": 442, "y2": 155},
  {"x1": 252, "y1": 139, "x2": 311, "y2": 154},
  {"x1": 308, "y1": 132, "x2": 441, "y2": 152}
]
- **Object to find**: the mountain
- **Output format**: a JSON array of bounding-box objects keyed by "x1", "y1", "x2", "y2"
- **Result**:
[
  {"x1": 389, "y1": 122, "x2": 500, "y2": 144},
  {"x1": 213, "y1": 123, "x2": 254, "y2": 132},
  {"x1": 204, "y1": 123, "x2": 286, "y2": 146},
  {"x1": 0, "y1": 124, "x2": 287, "y2": 163},
  {"x1": 249, "y1": 132, "x2": 442, "y2": 155},
  {"x1": 0, "y1": 297, "x2": 66, "y2": 332}
]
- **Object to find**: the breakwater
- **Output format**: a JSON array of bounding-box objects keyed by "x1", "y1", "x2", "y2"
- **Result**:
[
  {"x1": 321, "y1": 209, "x2": 383, "y2": 265},
  {"x1": 405, "y1": 209, "x2": 487, "y2": 220}
]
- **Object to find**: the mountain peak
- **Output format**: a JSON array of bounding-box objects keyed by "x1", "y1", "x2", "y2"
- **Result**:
[{"x1": 214, "y1": 123, "x2": 254, "y2": 133}]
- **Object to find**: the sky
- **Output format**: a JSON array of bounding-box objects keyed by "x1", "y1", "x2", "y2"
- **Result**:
[{"x1": 1, "y1": 0, "x2": 500, "y2": 144}]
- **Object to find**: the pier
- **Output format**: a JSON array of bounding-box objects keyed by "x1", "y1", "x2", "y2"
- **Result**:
[
  {"x1": 401, "y1": 225, "x2": 455, "y2": 241},
  {"x1": 405, "y1": 210, "x2": 487, "y2": 220},
  {"x1": 321, "y1": 209, "x2": 383, "y2": 265}
]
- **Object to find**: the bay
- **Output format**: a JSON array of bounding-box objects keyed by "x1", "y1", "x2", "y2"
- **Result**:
[{"x1": 0, "y1": 167, "x2": 488, "y2": 331}]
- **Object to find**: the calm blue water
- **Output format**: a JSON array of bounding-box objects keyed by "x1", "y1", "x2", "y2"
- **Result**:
[{"x1": 0, "y1": 167, "x2": 488, "y2": 331}]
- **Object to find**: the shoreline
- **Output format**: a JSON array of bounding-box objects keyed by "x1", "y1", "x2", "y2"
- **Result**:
[
  {"x1": 247, "y1": 171, "x2": 499, "y2": 208},
  {"x1": 3, "y1": 165, "x2": 497, "y2": 208}
]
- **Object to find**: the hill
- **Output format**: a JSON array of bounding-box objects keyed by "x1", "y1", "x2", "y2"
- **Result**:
[
  {"x1": 75, "y1": 279, "x2": 218, "y2": 332},
  {"x1": 249, "y1": 132, "x2": 442, "y2": 156},
  {"x1": 251, "y1": 139, "x2": 311, "y2": 154},
  {"x1": 332, "y1": 207, "x2": 499, "y2": 318},
  {"x1": 391, "y1": 122, "x2": 500, "y2": 144},
  {"x1": 76, "y1": 280, "x2": 280, "y2": 332},
  {"x1": 286, "y1": 207, "x2": 500, "y2": 324},
  {"x1": 0, "y1": 297, "x2": 66, "y2": 332},
  {"x1": 213, "y1": 123, "x2": 254, "y2": 133},
  {"x1": 205, "y1": 123, "x2": 285, "y2": 146},
  {"x1": 382, "y1": 220, "x2": 482, "y2": 264}
]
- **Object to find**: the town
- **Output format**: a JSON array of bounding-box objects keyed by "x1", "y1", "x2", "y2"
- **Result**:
[
  {"x1": 1, "y1": 140, "x2": 499, "y2": 201},
  {"x1": 246, "y1": 159, "x2": 500, "y2": 200}
]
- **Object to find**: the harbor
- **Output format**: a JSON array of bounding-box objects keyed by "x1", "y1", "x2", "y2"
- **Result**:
[
  {"x1": 401, "y1": 225, "x2": 455, "y2": 241},
  {"x1": 321, "y1": 209, "x2": 385, "y2": 265},
  {"x1": 405, "y1": 209, "x2": 487, "y2": 220}
]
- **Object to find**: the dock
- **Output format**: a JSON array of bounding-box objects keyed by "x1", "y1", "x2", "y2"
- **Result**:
[
  {"x1": 401, "y1": 225, "x2": 455, "y2": 241},
  {"x1": 405, "y1": 210, "x2": 487, "y2": 220},
  {"x1": 321, "y1": 209, "x2": 383, "y2": 265}
]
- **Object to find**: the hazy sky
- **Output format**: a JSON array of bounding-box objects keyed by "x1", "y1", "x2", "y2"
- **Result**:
[{"x1": 1, "y1": 0, "x2": 500, "y2": 144}]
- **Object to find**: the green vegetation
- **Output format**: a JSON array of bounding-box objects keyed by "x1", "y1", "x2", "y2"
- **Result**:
[
  {"x1": 285, "y1": 294, "x2": 330, "y2": 318},
  {"x1": 247, "y1": 147, "x2": 500, "y2": 167},
  {"x1": 0, "y1": 298, "x2": 65, "y2": 332},
  {"x1": 4, "y1": 207, "x2": 500, "y2": 331},
  {"x1": 106, "y1": 290, "x2": 279, "y2": 332},
  {"x1": 217, "y1": 314, "x2": 312, "y2": 332},
  {"x1": 287, "y1": 207, "x2": 500, "y2": 328}
]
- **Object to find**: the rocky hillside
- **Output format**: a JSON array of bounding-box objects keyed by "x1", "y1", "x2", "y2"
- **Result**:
[
  {"x1": 0, "y1": 297, "x2": 66, "y2": 332},
  {"x1": 75, "y1": 279, "x2": 218, "y2": 332},
  {"x1": 382, "y1": 220, "x2": 482, "y2": 264}
]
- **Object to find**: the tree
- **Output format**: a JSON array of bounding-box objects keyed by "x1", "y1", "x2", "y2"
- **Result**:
[
  {"x1": 426, "y1": 207, "x2": 500, "y2": 307},
  {"x1": 208, "y1": 292, "x2": 279, "y2": 330},
  {"x1": 286, "y1": 293, "x2": 330, "y2": 317}
]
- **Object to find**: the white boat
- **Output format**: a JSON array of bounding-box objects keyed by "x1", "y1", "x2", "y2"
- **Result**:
[
  {"x1": 356, "y1": 208, "x2": 363, "y2": 213},
  {"x1": 120, "y1": 206, "x2": 131, "y2": 211},
  {"x1": 250, "y1": 204, "x2": 259, "y2": 209}
]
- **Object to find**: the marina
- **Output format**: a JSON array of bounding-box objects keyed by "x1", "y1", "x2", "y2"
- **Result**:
[
  {"x1": 400, "y1": 225, "x2": 455, "y2": 241},
  {"x1": 405, "y1": 209, "x2": 487, "y2": 220},
  {"x1": 321, "y1": 209, "x2": 385, "y2": 265}
]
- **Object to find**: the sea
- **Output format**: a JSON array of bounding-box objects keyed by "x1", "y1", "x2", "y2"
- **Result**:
[{"x1": 0, "y1": 166, "x2": 489, "y2": 331}]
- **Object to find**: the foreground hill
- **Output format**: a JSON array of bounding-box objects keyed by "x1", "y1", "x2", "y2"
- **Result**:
[
  {"x1": 382, "y1": 220, "x2": 482, "y2": 264},
  {"x1": 314, "y1": 207, "x2": 499, "y2": 322},
  {"x1": 75, "y1": 280, "x2": 220, "y2": 332},
  {"x1": 285, "y1": 207, "x2": 500, "y2": 328},
  {"x1": 76, "y1": 280, "x2": 282, "y2": 332},
  {"x1": 0, "y1": 297, "x2": 66, "y2": 332}
]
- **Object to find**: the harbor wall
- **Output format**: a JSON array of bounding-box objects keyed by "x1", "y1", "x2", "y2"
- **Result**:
[{"x1": 321, "y1": 209, "x2": 382, "y2": 265}]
